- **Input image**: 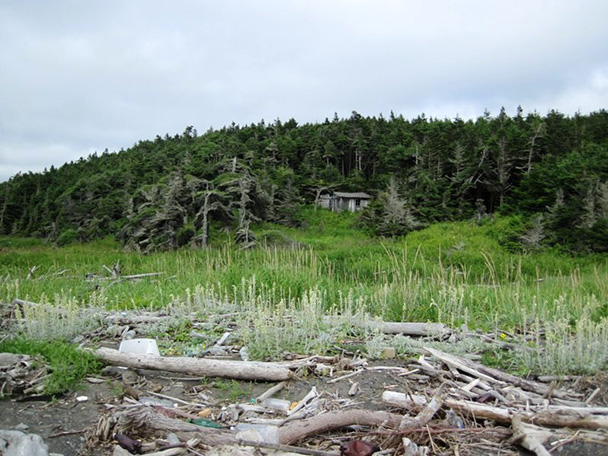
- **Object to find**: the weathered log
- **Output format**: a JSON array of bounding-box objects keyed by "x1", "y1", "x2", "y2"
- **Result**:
[
  {"x1": 476, "y1": 365, "x2": 578, "y2": 401},
  {"x1": 279, "y1": 409, "x2": 403, "y2": 445},
  {"x1": 366, "y1": 321, "x2": 448, "y2": 337},
  {"x1": 105, "y1": 314, "x2": 167, "y2": 324},
  {"x1": 236, "y1": 440, "x2": 336, "y2": 456},
  {"x1": 323, "y1": 317, "x2": 448, "y2": 337},
  {"x1": 113, "y1": 447, "x2": 186, "y2": 456},
  {"x1": 424, "y1": 347, "x2": 504, "y2": 384},
  {"x1": 382, "y1": 391, "x2": 427, "y2": 408},
  {"x1": 257, "y1": 381, "x2": 288, "y2": 403},
  {"x1": 402, "y1": 385, "x2": 445, "y2": 429},
  {"x1": 93, "y1": 272, "x2": 164, "y2": 282},
  {"x1": 537, "y1": 374, "x2": 580, "y2": 383},
  {"x1": 509, "y1": 418, "x2": 608, "y2": 451},
  {"x1": 516, "y1": 411, "x2": 608, "y2": 430},
  {"x1": 510, "y1": 414, "x2": 551, "y2": 456},
  {"x1": 95, "y1": 347, "x2": 293, "y2": 381}
]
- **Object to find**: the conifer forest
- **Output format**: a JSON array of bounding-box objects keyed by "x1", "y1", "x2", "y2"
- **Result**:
[{"x1": 1, "y1": 108, "x2": 607, "y2": 253}]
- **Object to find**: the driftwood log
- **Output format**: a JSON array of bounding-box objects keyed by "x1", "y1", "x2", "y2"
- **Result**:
[
  {"x1": 510, "y1": 414, "x2": 552, "y2": 456},
  {"x1": 365, "y1": 321, "x2": 448, "y2": 337},
  {"x1": 279, "y1": 409, "x2": 403, "y2": 444},
  {"x1": 509, "y1": 417, "x2": 608, "y2": 454},
  {"x1": 323, "y1": 317, "x2": 448, "y2": 337},
  {"x1": 113, "y1": 447, "x2": 186, "y2": 456},
  {"x1": 95, "y1": 348, "x2": 293, "y2": 381}
]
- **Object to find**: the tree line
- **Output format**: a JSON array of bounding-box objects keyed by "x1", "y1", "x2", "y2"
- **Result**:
[{"x1": 1, "y1": 108, "x2": 606, "y2": 252}]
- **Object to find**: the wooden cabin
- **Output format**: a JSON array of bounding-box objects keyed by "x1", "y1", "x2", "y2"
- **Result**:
[{"x1": 318, "y1": 191, "x2": 372, "y2": 212}]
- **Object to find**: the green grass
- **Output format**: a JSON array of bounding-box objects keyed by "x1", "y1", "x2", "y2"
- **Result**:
[
  {"x1": 212, "y1": 379, "x2": 255, "y2": 403},
  {"x1": 1, "y1": 212, "x2": 605, "y2": 327},
  {"x1": 0, "y1": 338, "x2": 102, "y2": 396},
  {"x1": 1, "y1": 209, "x2": 607, "y2": 374}
]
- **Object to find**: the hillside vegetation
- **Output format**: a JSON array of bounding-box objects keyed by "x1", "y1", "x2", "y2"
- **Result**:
[
  {"x1": 1, "y1": 209, "x2": 607, "y2": 373},
  {"x1": 2, "y1": 109, "x2": 608, "y2": 383},
  {"x1": 1, "y1": 209, "x2": 606, "y2": 325},
  {"x1": 1, "y1": 108, "x2": 607, "y2": 252}
]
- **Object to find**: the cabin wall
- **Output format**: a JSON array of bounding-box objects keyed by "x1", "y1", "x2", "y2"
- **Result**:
[{"x1": 317, "y1": 194, "x2": 371, "y2": 212}]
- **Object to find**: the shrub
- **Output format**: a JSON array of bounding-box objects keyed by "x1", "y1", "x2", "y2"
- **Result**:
[
  {"x1": 56, "y1": 228, "x2": 79, "y2": 246},
  {"x1": 177, "y1": 224, "x2": 195, "y2": 247}
]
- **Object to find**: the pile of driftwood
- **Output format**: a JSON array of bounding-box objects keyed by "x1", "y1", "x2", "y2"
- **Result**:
[
  {"x1": 385, "y1": 347, "x2": 608, "y2": 454},
  {"x1": 0, "y1": 353, "x2": 49, "y2": 397},
  {"x1": 3, "y1": 301, "x2": 608, "y2": 454},
  {"x1": 91, "y1": 339, "x2": 608, "y2": 456}
]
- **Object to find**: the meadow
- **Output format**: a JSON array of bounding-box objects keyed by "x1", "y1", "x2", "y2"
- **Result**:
[{"x1": 1, "y1": 208, "x2": 607, "y2": 376}]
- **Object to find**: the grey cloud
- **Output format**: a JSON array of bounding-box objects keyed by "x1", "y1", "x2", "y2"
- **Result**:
[{"x1": 1, "y1": 0, "x2": 607, "y2": 182}]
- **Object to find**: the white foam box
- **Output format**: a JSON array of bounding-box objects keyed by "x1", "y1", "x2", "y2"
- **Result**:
[{"x1": 118, "y1": 338, "x2": 160, "y2": 356}]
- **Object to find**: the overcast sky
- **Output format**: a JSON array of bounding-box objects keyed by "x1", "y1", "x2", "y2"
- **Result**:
[{"x1": 1, "y1": 0, "x2": 607, "y2": 182}]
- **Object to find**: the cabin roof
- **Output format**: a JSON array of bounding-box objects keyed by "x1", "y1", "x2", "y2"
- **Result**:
[{"x1": 334, "y1": 192, "x2": 372, "y2": 199}]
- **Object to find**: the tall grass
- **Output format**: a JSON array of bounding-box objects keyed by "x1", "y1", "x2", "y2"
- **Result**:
[
  {"x1": 1, "y1": 215, "x2": 606, "y2": 327},
  {"x1": 1, "y1": 212, "x2": 606, "y2": 372}
]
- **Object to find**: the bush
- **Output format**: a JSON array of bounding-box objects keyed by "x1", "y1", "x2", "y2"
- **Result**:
[
  {"x1": 56, "y1": 228, "x2": 79, "y2": 246},
  {"x1": 483, "y1": 215, "x2": 526, "y2": 252},
  {"x1": 582, "y1": 219, "x2": 608, "y2": 253},
  {"x1": 177, "y1": 224, "x2": 195, "y2": 247},
  {"x1": 259, "y1": 229, "x2": 301, "y2": 247}
]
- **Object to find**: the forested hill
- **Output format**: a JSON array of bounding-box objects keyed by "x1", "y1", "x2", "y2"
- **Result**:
[{"x1": 1, "y1": 108, "x2": 607, "y2": 252}]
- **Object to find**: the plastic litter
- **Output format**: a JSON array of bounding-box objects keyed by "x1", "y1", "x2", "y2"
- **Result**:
[
  {"x1": 118, "y1": 338, "x2": 160, "y2": 356},
  {"x1": 138, "y1": 396, "x2": 176, "y2": 408},
  {"x1": 234, "y1": 423, "x2": 280, "y2": 444},
  {"x1": 445, "y1": 409, "x2": 465, "y2": 429},
  {"x1": 262, "y1": 398, "x2": 291, "y2": 413}
]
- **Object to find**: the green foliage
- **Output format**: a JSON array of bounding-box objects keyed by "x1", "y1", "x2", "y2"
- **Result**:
[
  {"x1": 238, "y1": 288, "x2": 339, "y2": 361},
  {"x1": 515, "y1": 314, "x2": 608, "y2": 375},
  {"x1": 177, "y1": 224, "x2": 195, "y2": 247},
  {"x1": 1, "y1": 109, "x2": 607, "y2": 253},
  {"x1": 1, "y1": 213, "x2": 605, "y2": 331},
  {"x1": 581, "y1": 218, "x2": 608, "y2": 253},
  {"x1": 0, "y1": 237, "x2": 45, "y2": 248},
  {"x1": 1, "y1": 205, "x2": 607, "y2": 374},
  {"x1": 0, "y1": 338, "x2": 102, "y2": 396},
  {"x1": 56, "y1": 228, "x2": 80, "y2": 246},
  {"x1": 213, "y1": 379, "x2": 254, "y2": 403},
  {"x1": 258, "y1": 229, "x2": 301, "y2": 247},
  {"x1": 359, "y1": 176, "x2": 422, "y2": 237},
  {"x1": 482, "y1": 215, "x2": 527, "y2": 252},
  {"x1": 508, "y1": 142, "x2": 608, "y2": 252}
]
